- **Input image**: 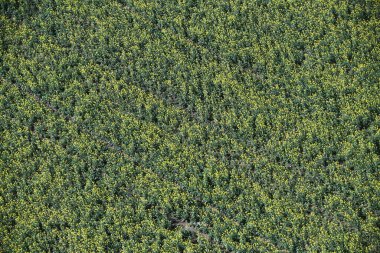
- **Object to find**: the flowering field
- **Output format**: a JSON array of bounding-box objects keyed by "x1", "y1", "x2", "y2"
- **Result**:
[{"x1": 1, "y1": 0, "x2": 379, "y2": 252}]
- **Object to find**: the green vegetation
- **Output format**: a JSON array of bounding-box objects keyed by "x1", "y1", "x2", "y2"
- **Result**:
[{"x1": 1, "y1": 0, "x2": 379, "y2": 252}]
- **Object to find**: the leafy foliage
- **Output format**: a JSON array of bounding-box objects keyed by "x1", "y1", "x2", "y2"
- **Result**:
[{"x1": 1, "y1": 0, "x2": 379, "y2": 252}]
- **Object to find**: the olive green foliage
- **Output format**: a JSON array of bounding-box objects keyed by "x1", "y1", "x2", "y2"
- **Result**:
[{"x1": 1, "y1": 0, "x2": 379, "y2": 252}]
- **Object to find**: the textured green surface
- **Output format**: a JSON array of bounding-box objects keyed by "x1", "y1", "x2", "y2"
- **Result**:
[{"x1": 1, "y1": 0, "x2": 379, "y2": 252}]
